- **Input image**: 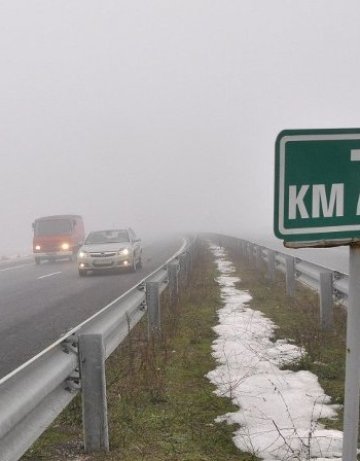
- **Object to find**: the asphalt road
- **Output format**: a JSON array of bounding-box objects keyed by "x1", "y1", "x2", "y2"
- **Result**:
[{"x1": 0, "y1": 237, "x2": 183, "y2": 378}]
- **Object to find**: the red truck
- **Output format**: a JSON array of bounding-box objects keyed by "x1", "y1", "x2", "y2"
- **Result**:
[{"x1": 32, "y1": 214, "x2": 85, "y2": 264}]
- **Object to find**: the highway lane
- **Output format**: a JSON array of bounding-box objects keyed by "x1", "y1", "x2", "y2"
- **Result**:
[{"x1": 0, "y1": 237, "x2": 183, "y2": 378}]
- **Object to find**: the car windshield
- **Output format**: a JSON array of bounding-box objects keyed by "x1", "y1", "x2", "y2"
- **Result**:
[{"x1": 85, "y1": 230, "x2": 130, "y2": 245}]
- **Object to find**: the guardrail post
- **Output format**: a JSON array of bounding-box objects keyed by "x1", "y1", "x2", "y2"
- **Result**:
[
  {"x1": 168, "y1": 261, "x2": 179, "y2": 306},
  {"x1": 185, "y1": 251, "x2": 192, "y2": 283},
  {"x1": 237, "y1": 240, "x2": 241, "y2": 256},
  {"x1": 255, "y1": 246, "x2": 262, "y2": 271},
  {"x1": 248, "y1": 243, "x2": 254, "y2": 266},
  {"x1": 245, "y1": 243, "x2": 249, "y2": 263},
  {"x1": 179, "y1": 253, "x2": 188, "y2": 290},
  {"x1": 239, "y1": 240, "x2": 245, "y2": 257},
  {"x1": 267, "y1": 249, "x2": 276, "y2": 281},
  {"x1": 319, "y1": 271, "x2": 334, "y2": 330},
  {"x1": 243, "y1": 241, "x2": 247, "y2": 258},
  {"x1": 146, "y1": 281, "x2": 161, "y2": 336},
  {"x1": 285, "y1": 256, "x2": 296, "y2": 297},
  {"x1": 78, "y1": 333, "x2": 109, "y2": 453}
]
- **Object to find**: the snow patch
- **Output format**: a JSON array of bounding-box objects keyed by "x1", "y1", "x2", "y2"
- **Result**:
[{"x1": 207, "y1": 244, "x2": 342, "y2": 461}]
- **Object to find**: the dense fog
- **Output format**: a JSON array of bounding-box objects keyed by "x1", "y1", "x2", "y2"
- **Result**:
[{"x1": 1, "y1": 1, "x2": 359, "y2": 255}]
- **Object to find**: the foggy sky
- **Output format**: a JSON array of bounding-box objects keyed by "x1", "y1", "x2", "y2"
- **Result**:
[{"x1": 1, "y1": 1, "x2": 359, "y2": 253}]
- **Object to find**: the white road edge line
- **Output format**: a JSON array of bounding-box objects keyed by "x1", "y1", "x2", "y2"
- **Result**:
[
  {"x1": 37, "y1": 272, "x2": 62, "y2": 280},
  {"x1": 0, "y1": 264, "x2": 29, "y2": 272}
]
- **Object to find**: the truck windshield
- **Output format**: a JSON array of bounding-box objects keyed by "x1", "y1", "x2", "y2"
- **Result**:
[{"x1": 35, "y1": 219, "x2": 72, "y2": 236}]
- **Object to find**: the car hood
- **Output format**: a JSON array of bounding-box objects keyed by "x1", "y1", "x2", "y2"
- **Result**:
[{"x1": 80, "y1": 242, "x2": 132, "y2": 253}]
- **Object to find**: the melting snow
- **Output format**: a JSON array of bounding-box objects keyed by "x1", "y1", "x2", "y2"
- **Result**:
[{"x1": 207, "y1": 245, "x2": 343, "y2": 461}]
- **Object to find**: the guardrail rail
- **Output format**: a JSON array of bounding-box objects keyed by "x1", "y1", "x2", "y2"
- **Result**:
[
  {"x1": 211, "y1": 234, "x2": 349, "y2": 331},
  {"x1": 0, "y1": 236, "x2": 197, "y2": 461}
]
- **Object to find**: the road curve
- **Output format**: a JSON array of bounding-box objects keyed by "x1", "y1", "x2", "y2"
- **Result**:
[{"x1": 0, "y1": 237, "x2": 183, "y2": 378}]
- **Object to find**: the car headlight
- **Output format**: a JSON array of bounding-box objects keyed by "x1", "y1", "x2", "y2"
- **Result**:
[
  {"x1": 78, "y1": 251, "x2": 88, "y2": 258},
  {"x1": 61, "y1": 243, "x2": 70, "y2": 250},
  {"x1": 118, "y1": 248, "x2": 129, "y2": 256}
]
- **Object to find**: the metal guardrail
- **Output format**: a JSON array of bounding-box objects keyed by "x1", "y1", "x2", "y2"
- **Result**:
[
  {"x1": 212, "y1": 234, "x2": 349, "y2": 330},
  {"x1": 0, "y1": 237, "x2": 196, "y2": 461}
]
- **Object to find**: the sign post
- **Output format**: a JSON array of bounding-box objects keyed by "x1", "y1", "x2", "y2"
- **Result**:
[
  {"x1": 274, "y1": 128, "x2": 360, "y2": 461},
  {"x1": 343, "y1": 246, "x2": 360, "y2": 461}
]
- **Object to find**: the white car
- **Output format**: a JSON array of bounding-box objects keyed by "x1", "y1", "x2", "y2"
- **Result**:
[{"x1": 77, "y1": 228, "x2": 142, "y2": 276}]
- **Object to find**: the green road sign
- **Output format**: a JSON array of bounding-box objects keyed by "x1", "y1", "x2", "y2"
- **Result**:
[{"x1": 274, "y1": 128, "x2": 360, "y2": 247}]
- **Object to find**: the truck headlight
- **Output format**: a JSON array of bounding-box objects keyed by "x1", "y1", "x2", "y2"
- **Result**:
[
  {"x1": 61, "y1": 243, "x2": 70, "y2": 250},
  {"x1": 35, "y1": 245, "x2": 41, "y2": 251}
]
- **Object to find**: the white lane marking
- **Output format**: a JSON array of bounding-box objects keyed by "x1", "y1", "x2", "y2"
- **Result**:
[
  {"x1": 0, "y1": 264, "x2": 29, "y2": 272},
  {"x1": 37, "y1": 271, "x2": 62, "y2": 280}
]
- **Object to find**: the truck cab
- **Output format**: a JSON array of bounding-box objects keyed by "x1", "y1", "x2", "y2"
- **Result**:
[{"x1": 32, "y1": 215, "x2": 85, "y2": 264}]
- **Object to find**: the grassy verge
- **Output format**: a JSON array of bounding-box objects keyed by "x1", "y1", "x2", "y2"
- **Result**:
[{"x1": 23, "y1": 242, "x2": 255, "y2": 461}]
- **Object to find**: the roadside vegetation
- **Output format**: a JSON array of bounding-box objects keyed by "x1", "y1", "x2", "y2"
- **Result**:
[
  {"x1": 23, "y1": 241, "x2": 253, "y2": 461},
  {"x1": 22, "y1": 238, "x2": 349, "y2": 460}
]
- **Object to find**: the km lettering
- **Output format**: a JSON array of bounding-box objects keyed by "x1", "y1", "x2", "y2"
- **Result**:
[{"x1": 288, "y1": 184, "x2": 348, "y2": 219}]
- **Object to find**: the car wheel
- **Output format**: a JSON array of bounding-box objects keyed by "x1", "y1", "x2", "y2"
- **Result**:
[
  {"x1": 131, "y1": 254, "x2": 137, "y2": 272},
  {"x1": 78, "y1": 269, "x2": 87, "y2": 277},
  {"x1": 137, "y1": 256, "x2": 143, "y2": 269}
]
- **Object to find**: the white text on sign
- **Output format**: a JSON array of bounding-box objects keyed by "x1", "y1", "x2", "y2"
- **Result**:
[{"x1": 288, "y1": 184, "x2": 345, "y2": 219}]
